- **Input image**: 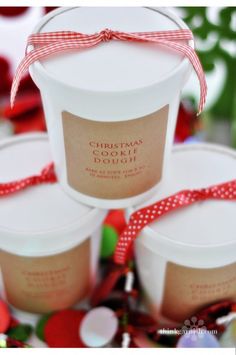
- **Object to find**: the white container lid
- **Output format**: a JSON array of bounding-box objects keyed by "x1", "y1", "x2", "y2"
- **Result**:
[
  {"x1": 0, "y1": 133, "x2": 106, "y2": 257},
  {"x1": 135, "y1": 143, "x2": 236, "y2": 267},
  {"x1": 30, "y1": 7, "x2": 193, "y2": 121},
  {"x1": 35, "y1": 7, "x2": 189, "y2": 92}
]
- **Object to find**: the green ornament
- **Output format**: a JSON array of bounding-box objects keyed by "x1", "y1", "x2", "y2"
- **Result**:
[
  {"x1": 35, "y1": 313, "x2": 53, "y2": 341},
  {"x1": 100, "y1": 225, "x2": 118, "y2": 258},
  {"x1": 7, "y1": 324, "x2": 33, "y2": 342}
]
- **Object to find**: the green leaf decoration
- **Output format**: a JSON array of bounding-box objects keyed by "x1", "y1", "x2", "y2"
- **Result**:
[
  {"x1": 181, "y1": 7, "x2": 236, "y2": 145},
  {"x1": 7, "y1": 324, "x2": 33, "y2": 342}
]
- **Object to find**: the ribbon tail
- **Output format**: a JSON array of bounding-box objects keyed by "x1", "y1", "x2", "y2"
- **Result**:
[
  {"x1": 133, "y1": 37, "x2": 207, "y2": 115},
  {"x1": 10, "y1": 38, "x2": 102, "y2": 108},
  {"x1": 158, "y1": 40, "x2": 207, "y2": 115}
]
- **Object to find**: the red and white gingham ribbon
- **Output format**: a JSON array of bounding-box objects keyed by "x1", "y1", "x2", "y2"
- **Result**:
[
  {"x1": 114, "y1": 180, "x2": 236, "y2": 265},
  {"x1": 11, "y1": 28, "x2": 207, "y2": 114},
  {"x1": 0, "y1": 163, "x2": 57, "y2": 197}
]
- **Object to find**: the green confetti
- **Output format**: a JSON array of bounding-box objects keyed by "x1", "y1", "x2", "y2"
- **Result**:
[
  {"x1": 35, "y1": 313, "x2": 53, "y2": 341},
  {"x1": 100, "y1": 225, "x2": 118, "y2": 258},
  {"x1": 7, "y1": 324, "x2": 33, "y2": 342}
]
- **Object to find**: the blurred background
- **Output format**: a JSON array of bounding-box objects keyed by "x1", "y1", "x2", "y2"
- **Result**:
[{"x1": 0, "y1": 7, "x2": 235, "y2": 146}]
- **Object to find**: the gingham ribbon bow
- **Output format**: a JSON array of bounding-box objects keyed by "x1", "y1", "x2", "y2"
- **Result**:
[
  {"x1": 114, "y1": 180, "x2": 236, "y2": 265},
  {"x1": 11, "y1": 28, "x2": 207, "y2": 114}
]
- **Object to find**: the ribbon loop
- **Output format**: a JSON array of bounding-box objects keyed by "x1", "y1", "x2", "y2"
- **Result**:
[{"x1": 11, "y1": 28, "x2": 207, "y2": 114}]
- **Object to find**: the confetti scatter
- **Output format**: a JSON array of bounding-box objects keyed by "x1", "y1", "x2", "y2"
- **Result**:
[
  {"x1": 177, "y1": 330, "x2": 220, "y2": 348},
  {"x1": 44, "y1": 309, "x2": 86, "y2": 348},
  {"x1": 0, "y1": 300, "x2": 11, "y2": 333},
  {"x1": 80, "y1": 307, "x2": 118, "y2": 347}
]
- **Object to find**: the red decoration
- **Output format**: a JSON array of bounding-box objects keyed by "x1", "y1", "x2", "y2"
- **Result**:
[
  {"x1": 0, "y1": 162, "x2": 57, "y2": 197},
  {"x1": 8, "y1": 317, "x2": 20, "y2": 330},
  {"x1": 104, "y1": 210, "x2": 127, "y2": 235},
  {"x1": 129, "y1": 311, "x2": 158, "y2": 333},
  {"x1": 0, "y1": 56, "x2": 11, "y2": 96},
  {"x1": 195, "y1": 300, "x2": 235, "y2": 333},
  {"x1": 175, "y1": 102, "x2": 198, "y2": 142},
  {"x1": 44, "y1": 310, "x2": 87, "y2": 348},
  {"x1": 0, "y1": 8, "x2": 28, "y2": 17},
  {"x1": 3, "y1": 91, "x2": 46, "y2": 134},
  {"x1": 90, "y1": 265, "x2": 127, "y2": 307},
  {"x1": 0, "y1": 300, "x2": 11, "y2": 333},
  {"x1": 44, "y1": 7, "x2": 58, "y2": 14}
]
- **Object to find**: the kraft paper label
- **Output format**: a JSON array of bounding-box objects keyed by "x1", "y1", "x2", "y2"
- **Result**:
[
  {"x1": 161, "y1": 262, "x2": 236, "y2": 322},
  {"x1": 0, "y1": 240, "x2": 90, "y2": 313},
  {"x1": 62, "y1": 106, "x2": 169, "y2": 199}
]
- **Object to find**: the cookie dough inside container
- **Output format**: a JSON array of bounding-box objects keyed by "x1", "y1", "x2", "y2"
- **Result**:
[
  {"x1": 29, "y1": 7, "x2": 193, "y2": 208},
  {"x1": 134, "y1": 143, "x2": 236, "y2": 323},
  {"x1": 0, "y1": 134, "x2": 107, "y2": 314}
]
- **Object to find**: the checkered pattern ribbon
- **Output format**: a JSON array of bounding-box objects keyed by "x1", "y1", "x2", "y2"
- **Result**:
[
  {"x1": 114, "y1": 180, "x2": 236, "y2": 265},
  {"x1": 11, "y1": 28, "x2": 207, "y2": 114},
  {"x1": 0, "y1": 163, "x2": 57, "y2": 197}
]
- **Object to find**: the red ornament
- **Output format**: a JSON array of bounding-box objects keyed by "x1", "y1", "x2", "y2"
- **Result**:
[
  {"x1": 195, "y1": 300, "x2": 235, "y2": 333},
  {"x1": 44, "y1": 7, "x2": 58, "y2": 14},
  {"x1": 8, "y1": 317, "x2": 20, "y2": 330},
  {"x1": 0, "y1": 299, "x2": 11, "y2": 333},
  {"x1": 44, "y1": 310, "x2": 87, "y2": 348},
  {"x1": 0, "y1": 56, "x2": 11, "y2": 96},
  {"x1": 104, "y1": 210, "x2": 127, "y2": 235},
  {"x1": 0, "y1": 8, "x2": 28, "y2": 17},
  {"x1": 175, "y1": 101, "x2": 197, "y2": 142},
  {"x1": 129, "y1": 311, "x2": 158, "y2": 333},
  {"x1": 3, "y1": 92, "x2": 46, "y2": 134}
]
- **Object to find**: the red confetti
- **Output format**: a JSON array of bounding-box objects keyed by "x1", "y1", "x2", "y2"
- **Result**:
[
  {"x1": 0, "y1": 56, "x2": 11, "y2": 95},
  {"x1": 104, "y1": 210, "x2": 127, "y2": 235},
  {"x1": 8, "y1": 317, "x2": 20, "y2": 329},
  {"x1": 3, "y1": 92, "x2": 46, "y2": 134},
  {"x1": 0, "y1": 299, "x2": 11, "y2": 333},
  {"x1": 129, "y1": 311, "x2": 158, "y2": 333},
  {"x1": 44, "y1": 7, "x2": 58, "y2": 14},
  {"x1": 195, "y1": 300, "x2": 235, "y2": 333},
  {"x1": 0, "y1": 8, "x2": 29, "y2": 17},
  {"x1": 90, "y1": 265, "x2": 127, "y2": 307},
  {"x1": 44, "y1": 310, "x2": 87, "y2": 348},
  {"x1": 175, "y1": 102, "x2": 197, "y2": 142}
]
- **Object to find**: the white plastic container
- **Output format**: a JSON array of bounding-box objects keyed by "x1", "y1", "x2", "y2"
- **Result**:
[
  {"x1": 29, "y1": 7, "x2": 193, "y2": 208},
  {"x1": 0, "y1": 133, "x2": 107, "y2": 313},
  {"x1": 134, "y1": 143, "x2": 236, "y2": 323}
]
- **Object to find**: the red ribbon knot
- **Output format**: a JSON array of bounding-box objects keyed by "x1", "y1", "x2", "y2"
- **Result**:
[{"x1": 101, "y1": 28, "x2": 114, "y2": 42}]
